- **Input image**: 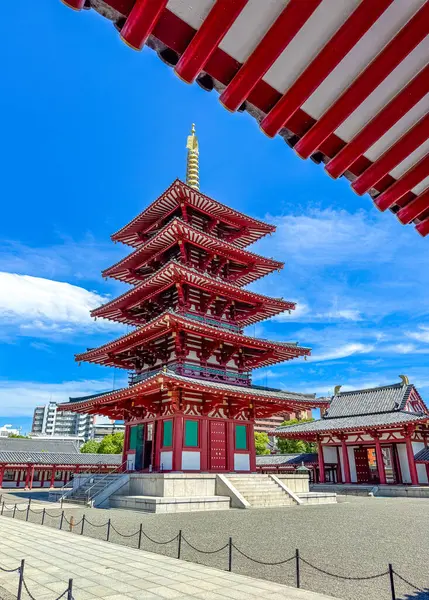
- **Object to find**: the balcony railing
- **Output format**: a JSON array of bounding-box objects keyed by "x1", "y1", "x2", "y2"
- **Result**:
[{"x1": 129, "y1": 363, "x2": 251, "y2": 387}]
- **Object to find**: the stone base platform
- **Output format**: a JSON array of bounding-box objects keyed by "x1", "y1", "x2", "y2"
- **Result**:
[
  {"x1": 312, "y1": 483, "x2": 429, "y2": 498},
  {"x1": 110, "y1": 494, "x2": 231, "y2": 513},
  {"x1": 298, "y1": 492, "x2": 337, "y2": 505}
]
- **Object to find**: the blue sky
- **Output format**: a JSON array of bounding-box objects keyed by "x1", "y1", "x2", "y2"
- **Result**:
[{"x1": 1, "y1": 1, "x2": 429, "y2": 433}]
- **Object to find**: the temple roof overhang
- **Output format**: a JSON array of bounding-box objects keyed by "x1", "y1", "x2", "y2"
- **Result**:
[
  {"x1": 75, "y1": 311, "x2": 310, "y2": 369},
  {"x1": 111, "y1": 179, "x2": 275, "y2": 248},
  {"x1": 64, "y1": 2, "x2": 429, "y2": 238},
  {"x1": 274, "y1": 411, "x2": 429, "y2": 439},
  {"x1": 92, "y1": 260, "x2": 294, "y2": 326},
  {"x1": 256, "y1": 453, "x2": 318, "y2": 467},
  {"x1": 103, "y1": 217, "x2": 283, "y2": 286},
  {"x1": 0, "y1": 451, "x2": 121, "y2": 467},
  {"x1": 58, "y1": 369, "x2": 327, "y2": 416}
]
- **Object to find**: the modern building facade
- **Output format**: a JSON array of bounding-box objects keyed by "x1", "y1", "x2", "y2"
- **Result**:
[
  {"x1": 60, "y1": 126, "x2": 327, "y2": 473},
  {"x1": 254, "y1": 409, "x2": 312, "y2": 435},
  {"x1": 275, "y1": 378, "x2": 429, "y2": 485},
  {"x1": 32, "y1": 402, "x2": 94, "y2": 440}
]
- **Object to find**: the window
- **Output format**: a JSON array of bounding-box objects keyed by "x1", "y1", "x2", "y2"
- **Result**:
[
  {"x1": 163, "y1": 420, "x2": 173, "y2": 447},
  {"x1": 235, "y1": 425, "x2": 247, "y2": 450},
  {"x1": 184, "y1": 420, "x2": 199, "y2": 447}
]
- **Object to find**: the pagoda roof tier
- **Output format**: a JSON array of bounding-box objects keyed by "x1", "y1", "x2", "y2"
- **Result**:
[
  {"x1": 92, "y1": 260, "x2": 295, "y2": 327},
  {"x1": 111, "y1": 179, "x2": 275, "y2": 249},
  {"x1": 76, "y1": 311, "x2": 310, "y2": 369},
  {"x1": 59, "y1": 369, "x2": 327, "y2": 418},
  {"x1": 103, "y1": 218, "x2": 283, "y2": 287}
]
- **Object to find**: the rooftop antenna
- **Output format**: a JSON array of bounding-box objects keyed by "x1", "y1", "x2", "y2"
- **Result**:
[{"x1": 186, "y1": 123, "x2": 200, "y2": 190}]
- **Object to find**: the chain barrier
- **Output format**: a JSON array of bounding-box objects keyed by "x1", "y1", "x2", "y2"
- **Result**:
[
  {"x1": 182, "y1": 536, "x2": 228, "y2": 554},
  {"x1": 63, "y1": 515, "x2": 83, "y2": 527},
  {"x1": 393, "y1": 570, "x2": 429, "y2": 596},
  {"x1": 232, "y1": 544, "x2": 295, "y2": 566},
  {"x1": 299, "y1": 556, "x2": 389, "y2": 581},
  {"x1": 81, "y1": 518, "x2": 109, "y2": 529},
  {"x1": 22, "y1": 576, "x2": 71, "y2": 600},
  {"x1": 0, "y1": 564, "x2": 20, "y2": 573},
  {"x1": 110, "y1": 523, "x2": 140, "y2": 538},
  {"x1": 142, "y1": 531, "x2": 179, "y2": 545}
]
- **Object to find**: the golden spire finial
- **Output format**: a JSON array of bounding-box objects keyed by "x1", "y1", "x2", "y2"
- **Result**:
[{"x1": 186, "y1": 123, "x2": 199, "y2": 191}]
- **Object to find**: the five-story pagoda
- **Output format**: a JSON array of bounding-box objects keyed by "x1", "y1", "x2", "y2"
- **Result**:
[{"x1": 60, "y1": 126, "x2": 325, "y2": 472}]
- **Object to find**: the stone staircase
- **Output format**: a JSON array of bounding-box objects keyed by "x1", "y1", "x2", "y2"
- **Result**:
[
  {"x1": 63, "y1": 474, "x2": 121, "y2": 505},
  {"x1": 227, "y1": 474, "x2": 296, "y2": 507}
]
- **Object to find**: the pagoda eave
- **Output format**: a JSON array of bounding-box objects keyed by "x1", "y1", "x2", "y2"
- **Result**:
[
  {"x1": 102, "y1": 217, "x2": 283, "y2": 287},
  {"x1": 111, "y1": 179, "x2": 275, "y2": 249},
  {"x1": 91, "y1": 260, "x2": 295, "y2": 327},
  {"x1": 59, "y1": 370, "x2": 325, "y2": 418},
  {"x1": 75, "y1": 311, "x2": 310, "y2": 369}
]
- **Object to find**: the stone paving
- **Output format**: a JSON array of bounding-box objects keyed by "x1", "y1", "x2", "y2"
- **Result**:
[
  {"x1": 1, "y1": 491, "x2": 429, "y2": 600},
  {"x1": 0, "y1": 518, "x2": 336, "y2": 600}
]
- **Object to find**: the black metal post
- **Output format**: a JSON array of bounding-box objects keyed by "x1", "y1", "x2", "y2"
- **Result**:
[
  {"x1": 228, "y1": 537, "x2": 233, "y2": 572},
  {"x1": 81, "y1": 514, "x2": 85, "y2": 535},
  {"x1": 42, "y1": 508, "x2": 46, "y2": 525},
  {"x1": 17, "y1": 559, "x2": 24, "y2": 600},
  {"x1": 138, "y1": 523, "x2": 143, "y2": 550},
  {"x1": 1, "y1": 501, "x2": 4, "y2": 515},
  {"x1": 177, "y1": 530, "x2": 182, "y2": 560},
  {"x1": 67, "y1": 578, "x2": 73, "y2": 600},
  {"x1": 388, "y1": 564, "x2": 396, "y2": 600},
  {"x1": 59, "y1": 511, "x2": 64, "y2": 530},
  {"x1": 13, "y1": 504, "x2": 17, "y2": 518},
  {"x1": 107, "y1": 519, "x2": 111, "y2": 542},
  {"x1": 295, "y1": 549, "x2": 300, "y2": 588},
  {"x1": 26, "y1": 500, "x2": 31, "y2": 522}
]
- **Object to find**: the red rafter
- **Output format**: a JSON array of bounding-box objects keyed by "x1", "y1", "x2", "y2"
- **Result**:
[
  {"x1": 294, "y1": 2, "x2": 429, "y2": 159},
  {"x1": 61, "y1": 0, "x2": 86, "y2": 9},
  {"x1": 260, "y1": 0, "x2": 392, "y2": 138},
  {"x1": 397, "y1": 187, "x2": 429, "y2": 225},
  {"x1": 352, "y1": 108, "x2": 429, "y2": 196},
  {"x1": 120, "y1": 0, "x2": 168, "y2": 51},
  {"x1": 219, "y1": 0, "x2": 321, "y2": 112},
  {"x1": 416, "y1": 216, "x2": 429, "y2": 237},
  {"x1": 375, "y1": 154, "x2": 429, "y2": 212},
  {"x1": 326, "y1": 65, "x2": 429, "y2": 179},
  {"x1": 174, "y1": 0, "x2": 248, "y2": 84}
]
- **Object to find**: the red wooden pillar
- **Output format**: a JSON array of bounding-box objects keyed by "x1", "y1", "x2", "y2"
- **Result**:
[
  {"x1": 172, "y1": 414, "x2": 184, "y2": 471},
  {"x1": 200, "y1": 417, "x2": 208, "y2": 472},
  {"x1": 316, "y1": 438, "x2": 325, "y2": 483},
  {"x1": 248, "y1": 423, "x2": 256, "y2": 472},
  {"x1": 49, "y1": 468, "x2": 56, "y2": 488},
  {"x1": 29, "y1": 467, "x2": 35, "y2": 490},
  {"x1": 122, "y1": 424, "x2": 130, "y2": 471},
  {"x1": 0, "y1": 466, "x2": 4, "y2": 488},
  {"x1": 405, "y1": 434, "x2": 419, "y2": 485},
  {"x1": 340, "y1": 438, "x2": 351, "y2": 484},
  {"x1": 24, "y1": 465, "x2": 32, "y2": 489},
  {"x1": 373, "y1": 436, "x2": 387, "y2": 485},
  {"x1": 227, "y1": 421, "x2": 235, "y2": 472}
]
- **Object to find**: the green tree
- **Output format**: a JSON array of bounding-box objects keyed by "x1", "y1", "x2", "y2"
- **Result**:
[
  {"x1": 80, "y1": 439, "x2": 100, "y2": 454},
  {"x1": 8, "y1": 433, "x2": 29, "y2": 438},
  {"x1": 254, "y1": 431, "x2": 270, "y2": 455},
  {"x1": 276, "y1": 418, "x2": 316, "y2": 454},
  {"x1": 97, "y1": 432, "x2": 124, "y2": 454}
]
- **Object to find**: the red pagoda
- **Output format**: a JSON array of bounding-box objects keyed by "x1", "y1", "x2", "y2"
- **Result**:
[{"x1": 60, "y1": 126, "x2": 326, "y2": 473}]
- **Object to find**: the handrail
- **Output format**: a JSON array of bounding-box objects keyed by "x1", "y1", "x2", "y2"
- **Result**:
[
  {"x1": 55, "y1": 461, "x2": 107, "y2": 502},
  {"x1": 82, "y1": 460, "x2": 128, "y2": 506}
]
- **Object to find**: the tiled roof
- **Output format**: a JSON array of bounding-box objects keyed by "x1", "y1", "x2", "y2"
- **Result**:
[
  {"x1": 0, "y1": 451, "x2": 122, "y2": 466},
  {"x1": 324, "y1": 383, "x2": 413, "y2": 418},
  {"x1": 275, "y1": 411, "x2": 428, "y2": 436},
  {"x1": 0, "y1": 438, "x2": 80, "y2": 454},
  {"x1": 414, "y1": 448, "x2": 429, "y2": 463},
  {"x1": 69, "y1": 390, "x2": 115, "y2": 403},
  {"x1": 256, "y1": 453, "x2": 318, "y2": 466}
]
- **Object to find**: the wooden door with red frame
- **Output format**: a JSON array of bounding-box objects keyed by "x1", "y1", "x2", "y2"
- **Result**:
[
  {"x1": 209, "y1": 420, "x2": 227, "y2": 471},
  {"x1": 354, "y1": 447, "x2": 371, "y2": 483}
]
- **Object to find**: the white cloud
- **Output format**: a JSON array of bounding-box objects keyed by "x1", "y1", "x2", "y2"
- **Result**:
[
  {"x1": 408, "y1": 326, "x2": 429, "y2": 343},
  {"x1": 0, "y1": 379, "x2": 127, "y2": 418},
  {"x1": 309, "y1": 343, "x2": 374, "y2": 363},
  {"x1": 0, "y1": 272, "x2": 120, "y2": 337}
]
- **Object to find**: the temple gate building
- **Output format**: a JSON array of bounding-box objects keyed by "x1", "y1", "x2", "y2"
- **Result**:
[
  {"x1": 275, "y1": 378, "x2": 429, "y2": 485},
  {"x1": 60, "y1": 126, "x2": 326, "y2": 474}
]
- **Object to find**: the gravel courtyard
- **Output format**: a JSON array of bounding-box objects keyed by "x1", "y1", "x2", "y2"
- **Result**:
[{"x1": 1, "y1": 491, "x2": 428, "y2": 600}]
